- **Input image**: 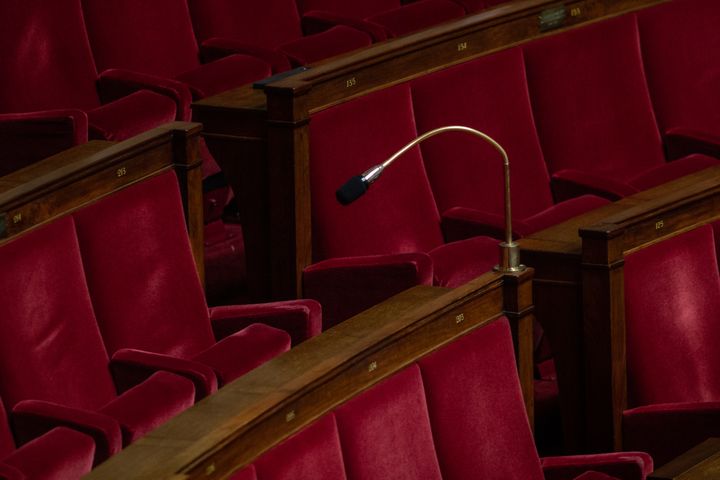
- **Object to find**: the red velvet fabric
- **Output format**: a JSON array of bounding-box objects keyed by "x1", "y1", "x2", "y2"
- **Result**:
[
  {"x1": 1, "y1": 427, "x2": 95, "y2": 480},
  {"x1": 541, "y1": 452, "x2": 652, "y2": 480},
  {"x1": 310, "y1": 84, "x2": 443, "y2": 259},
  {"x1": 627, "y1": 153, "x2": 718, "y2": 191},
  {"x1": 366, "y1": 0, "x2": 466, "y2": 37},
  {"x1": 279, "y1": 26, "x2": 372, "y2": 66},
  {"x1": 174, "y1": 55, "x2": 271, "y2": 99},
  {"x1": 411, "y1": 49, "x2": 608, "y2": 233},
  {"x1": 638, "y1": 0, "x2": 720, "y2": 136},
  {"x1": 335, "y1": 365, "x2": 443, "y2": 480},
  {"x1": 254, "y1": 414, "x2": 346, "y2": 480},
  {"x1": 624, "y1": 401, "x2": 720, "y2": 468},
  {"x1": 419, "y1": 318, "x2": 544, "y2": 479},
  {"x1": 427, "y1": 235, "x2": 499, "y2": 287},
  {"x1": 87, "y1": 90, "x2": 176, "y2": 141},
  {"x1": 0, "y1": 403, "x2": 13, "y2": 460},
  {"x1": 209, "y1": 300, "x2": 322, "y2": 347},
  {"x1": 230, "y1": 465, "x2": 257, "y2": 480},
  {"x1": 453, "y1": 0, "x2": 510, "y2": 12},
  {"x1": 301, "y1": 11, "x2": 388, "y2": 41},
  {"x1": 204, "y1": 220, "x2": 246, "y2": 306},
  {"x1": 298, "y1": 0, "x2": 400, "y2": 17},
  {"x1": 523, "y1": 15, "x2": 665, "y2": 180},
  {"x1": 0, "y1": 462, "x2": 22, "y2": 480},
  {"x1": 303, "y1": 253, "x2": 434, "y2": 329},
  {"x1": 624, "y1": 225, "x2": 720, "y2": 406}
]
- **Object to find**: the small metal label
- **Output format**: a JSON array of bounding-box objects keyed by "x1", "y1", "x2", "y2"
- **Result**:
[
  {"x1": 368, "y1": 361, "x2": 378, "y2": 372},
  {"x1": 116, "y1": 167, "x2": 127, "y2": 178},
  {"x1": 655, "y1": 220, "x2": 664, "y2": 230},
  {"x1": 570, "y1": 6, "x2": 582, "y2": 17},
  {"x1": 455, "y1": 313, "x2": 465, "y2": 324},
  {"x1": 286, "y1": 410, "x2": 296, "y2": 422},
  {"x1": 12, "y1": 213, "x2": 22, "y2": 224},
  {"x1": 539, "y1": 6, "x2": 567, "y2": 32},
  {"x1": 346, "y1": 77, "x2": 357, "y2": 88},
  {"x1": 205, "y1": 463, "x2": 216, "y2": 476},
  {"x1": 457, "y1": 41, "x2": 468, "y2": 52}
]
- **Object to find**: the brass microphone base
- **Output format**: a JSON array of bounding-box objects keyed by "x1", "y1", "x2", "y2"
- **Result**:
[{"x1": 494, "y1": 242, "x2": 526, "y2": 273}]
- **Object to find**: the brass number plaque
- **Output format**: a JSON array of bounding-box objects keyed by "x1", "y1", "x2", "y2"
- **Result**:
[
  {"x1": 12, "y1": 213, "x2": 22, "y2": 224},
  {"x1": 346, "y1": 77, "x2": 357, "y2": 88},
  {"x1": 116, "y1": 167, "x2": 127, "y2": 178},
  {"x1": 457, "y1": 42, "x2": 468, "y2": 51},
  {"x1": 655, "y1": 220, "x2": 664, "y2": 230}
]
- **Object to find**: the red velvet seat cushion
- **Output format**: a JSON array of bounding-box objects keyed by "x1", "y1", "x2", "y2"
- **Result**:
[
  {"x1": 428, "y1": 235, "x2": 499, "y2": 287},
  {"x1": 365, "y1": 0, "x2": 466, "y2": 37},
  {"x1": 419, "y1": 317, "x2": 544, "y2": 479},
  {"x1": 174, "y1": 55, "x2": 270, "y2": 99},
  {"x1": 86, "y1": 90, "x2": 176, "y2": 141},
  {"x1": 279, "y1": 26, "x2": 372, "y2": 66},
  {"x1": 335, "y1": 365, "x2": 443, "y2": 480},
  {"x1": 627, "y1": 153, "x2": 718, "y2": 191},
  {"x1": 411, "y1": 48, "x2": 608, "y2": 232},
  {"x1": 298, "y1": 0, "x2": 401, "y2": 18},
  {"x1": 638, "y1": 0, "x2": 720, "y2": 135},
  {"x1": 254, "y1": 414, "x2": 346, "y2": 480}
]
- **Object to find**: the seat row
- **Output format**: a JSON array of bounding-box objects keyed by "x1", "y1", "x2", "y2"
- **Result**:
[{"x1": 0, "y1": 126, "x2": 321, "y2": 478}]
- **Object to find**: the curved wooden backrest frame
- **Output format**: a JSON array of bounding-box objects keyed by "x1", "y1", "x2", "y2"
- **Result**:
[{"x1": 85, "y1": 267, "x2": 534, "y2": 479}]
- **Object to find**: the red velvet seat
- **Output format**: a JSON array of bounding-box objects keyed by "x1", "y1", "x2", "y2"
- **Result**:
[
  {"x1": 637, "y1": 0, "x2": 720, "y2": 158},
  {"x1": 304, "y1": 84, "x2": 500, "y2": 328},
  {"x1": 0, "y1": 217, "x2": 196, "y2": 465},
  {"x1": 0, "y1": 398, "x2": 95, "y2": 479},
  {"x1": 188, "y1": 0, "x2": 372, "y2": 71},
  {"x1": 411, "y1": 48, "x2": 608, "y2": 242},
  {"x1": 299, "y1": 0, "x2": 466, "y2": 40},
  {"x1": 81, "y1": 0, "x2": 274, "y2": 302},
  {"x1": 73, "y1": 171, "x2": 322, "y2": 399},
  {"x1": 232, "y1": 317, "x2": 652, "y2": 480},
  {"x1": 0, "y1": 0, "x2": 177, "y2": 174},
  {"x1": 452, "y1": 0, "x2": 512, "y2": 13},
  {"x1": 623, "y1": 225, "x2": 720, "y2": 466},
  {"x1": 523, "y1": 14, "x2": 719, "y2": 202}
]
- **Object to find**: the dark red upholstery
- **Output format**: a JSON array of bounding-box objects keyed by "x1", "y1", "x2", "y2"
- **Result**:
[
  {"x1": 305, "y1": 84, "x2": 499, "y2": 328},
  {"x1": 0, "y1": 0, "x2": 178, "y2": 169},
  {"x1": 452, "y1": 0, "x2": 512, "y2": 12},
  {"x1": 243, "y1": 317, "x2": 651, "y2": 479},
  {"x1": 638, "y1": 0, "x2": 720, "y2": 140},
  {"x1": 0, "y1": 399, "x2": 96, "y2": 480},
  {"x1": 623, "y1": 224, "x2": 720, "y2": 464},
  {"x1": 523, "y1": 14, "x2": 718, "y2": 200},
  {"x1": 299, "y1": 0, "x2": 465, "y2": 39},
  {"x1": 188, "y1": 0, "x2": 372, "y2": 70},
  {"x1": 73, "y1": 171, "x2": 320, "y2": 393},
  {"x1": 411, "y1": 48, "x2": 608, "y2": 241},
  {"x1": 0, "y1": 217, "x2": 195, "y2": 463}
]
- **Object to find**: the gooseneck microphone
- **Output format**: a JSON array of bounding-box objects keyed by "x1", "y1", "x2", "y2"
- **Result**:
[{"x1": 334, "y1": 125, "x2": 525, "y2": 273}]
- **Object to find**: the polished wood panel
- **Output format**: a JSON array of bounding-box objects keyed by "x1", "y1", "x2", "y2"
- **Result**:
[
  {"x1": 85, "y1": 268, "x2": 534, "y2": 479},
  {"x1": 649, "y1": 438, "x2": 720, "y2": 480},
  {"x1": 194, "y1": 0, "x2": 666, "y2": 300},
  {"x1": 0, "y1": 122, "x2": 204, "y2": 281},
  {"x1": 520, "y1": 165, "x2": 720, "y2": 452}
]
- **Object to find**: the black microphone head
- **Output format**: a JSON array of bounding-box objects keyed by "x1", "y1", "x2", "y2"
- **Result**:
[{"x1": 336, "y1": 176, "x2": 368, "y2": 205}]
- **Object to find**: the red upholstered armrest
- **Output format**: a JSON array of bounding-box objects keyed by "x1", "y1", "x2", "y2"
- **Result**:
[
  {"x1": 302, "y1": 11, "x2": 388, "y2": 41},
  {"x1": 303, "y1": 252, "x2": 433, "y2": 330},
  {"x1": 664, "y1": 127, "x2": 720, "y2": 160},
  {"x1": 110, "y1": 349, "x2": 218, "y2": 402},
  {"x1": 441, "y1": 206, "x2": 532, "y2": 242},
  {"x1": 0, "y1": 110, "x2": 88, "y2": 174},
  {"x1": 209, "y1": 300, "x2": 322, "y2": 346},
  {"x1": 97, "y1": 68, "x2": 193, "y2": 121},
  {"x1": 200, "y1": 38, "x2": 291, "y2": 73},
  {"x1": 541, "y1": 452, "x2": 653, "y2": 480},
  {"x1": 12, "y1": 400, "x2": 122, "y2": 465},
  {"x1": 2, "y1": 427, "x2": 95, "y2": 478},
  {"x1": 551, "y1": 169, "x2": 639, "y2": 202},
  {"x1": 0, "y1": 463, "x2": 22, "y2": 480},
  {"x1": 623, "y1": 401, "x2": 720, "y2": 468}
]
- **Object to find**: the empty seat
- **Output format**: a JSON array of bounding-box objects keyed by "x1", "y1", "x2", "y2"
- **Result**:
[
  {"x1": 0, "y1": 398, "x2": 95, "y2": 479},
  {"x1": 411, "y1": 47, "x2": 608, "y2": 241},
  {"x1": 0, "y1": 0, "x2": 177, "y2": 174},
  {"x1": 188, "y1": 0, "x2": 372, "y2": 71},
  {"x1": 235, "y1": 317, "x2": 653, "y2": 480},
  {"x1": 523, "y1": 14, "x2": 718, "y2": 201},
  {"x1": 304, "y1": 84, "x2": 505, "y2": 328},
  {"x1": 73, "y1": 171, "x2": 321, "y2": 398},
  {"x1": 623, "y1": 224, "x2": 720, "y2": 465},
  {"x1": 299, "y1": 0, "x2": 466, "y2": 39},
  {"x1": 0, "y1": 217, "x2": 196, "y2": 464}
]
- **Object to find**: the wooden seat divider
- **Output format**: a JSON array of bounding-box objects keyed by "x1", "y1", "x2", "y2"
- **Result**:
[
  {"x1": 520, "y1": 165, "x2": 720, "y2": 453},
  {"x1": 0, "y1": 122, "x2": 204, "y2": 280},
  {"x1": 84, "y1": 266, "x2": 535, "y2": 479},
  {"x1": 192, "y1": 0, "x2": 665, "y2": 301}
]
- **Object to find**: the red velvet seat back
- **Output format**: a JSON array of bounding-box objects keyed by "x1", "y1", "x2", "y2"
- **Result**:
[
  {"x1": 73, "y1": 171, "x2": 214, "y2": 358},
  {"x1": 523, "y1": 15, "x2": 665, "y2": 178},
  {"x1": 624, "y1": 225, "x2": 720, "y2": 407},
  {"x1": 310, "y1": 84, "x2": 444, "y2": 260},
  {"x1": 419, "y1": 318, "x2": 544, "y2": 479},
  {"x1": 0, "y1": 401, "x2": 14, "y2": 459},
  {"x1": 81, "y1": 0, "x2": 201, "y2": 78},
  {"x1": 0, "y1": 0, "x2": 100, "y2": 112},
  {"x1": 411, "y1": 48, "x2": 553, "y2": 219},
  {"x1": 188, "y1": 0, "x2": 303, "y2": 48},
  {"x1": 0, "y1": 218, "x2": 117, "y2": 411},
  {"x1": 298, "y1": 0, "x2": 396, "y2": 17},
  {"x1": 638, "y1": 0, "x2": 720, "y2": 134}
]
